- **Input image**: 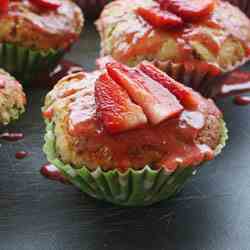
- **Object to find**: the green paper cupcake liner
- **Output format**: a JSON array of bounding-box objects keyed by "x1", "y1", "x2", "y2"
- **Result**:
[
  {"x1": 0, "y1": 43, "x2": 64, "y2": 84},
  {"x1": 43, "y1": 121, "x2": 228, "y2": 206}
]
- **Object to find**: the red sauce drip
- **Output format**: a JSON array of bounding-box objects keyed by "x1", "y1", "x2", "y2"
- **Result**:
[
  {"x1": 0, "y1": 132, "x2": 24, "y2": 141},
  {"x1": 33, "y1": 60, "x2": 84, "y2": 88},
  {"x1": 15, "y1": 151, "x2": 30, "y2": 159},
  {"x1": 40, "y1": 163, "x2": 70, "y2": 184},
  {"x1": 42, "y1": 106, "x2": 54, "y2": 120},
  {"x1": 233, "y1": 95, "x2": 250, "y2": 106},
  {"x1": 0, "y1": 79, "x2": 5, "y2": 89}
]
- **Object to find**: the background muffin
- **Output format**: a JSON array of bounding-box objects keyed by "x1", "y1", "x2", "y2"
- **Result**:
[
  {"x1": 0, "y1": 69, "x2": 26, "y2": 125},
  {"x1": 96, "y1": 0, "x2": 250, "y2": 96},
  {"x1": 224, "y1": 0, "x2": 250, "y2": 17},
  {"x1": 43, "y1": 62, "x2": 227, "y2": 206},
  {"x1": 74, "y1": 0, "x2": 111, "y2": 19},
  {"x1": 0, "y1": 0, "x2": 84, "y2": 83}
]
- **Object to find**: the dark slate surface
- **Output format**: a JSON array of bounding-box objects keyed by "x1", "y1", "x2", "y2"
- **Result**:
[{"x1": 0, "y1": 24, "x2": 250, "y2": 250}]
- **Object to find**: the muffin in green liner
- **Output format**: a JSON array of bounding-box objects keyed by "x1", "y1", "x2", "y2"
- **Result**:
[
  {"x1": 96, "y1": 0, "x2": 250, "y2": 96},
  {"x1": 0, "y1": 69, "x2": 26, "y2": 125},
  {"x1": 42, "y1": 62, "x2": 228, "y2": 206},
  {"x1": 44, "y1": 120, "x2": 227, "y2": 206},
  {"x1": 0, "y1": 0, "x2": 84, "y2": 83}
]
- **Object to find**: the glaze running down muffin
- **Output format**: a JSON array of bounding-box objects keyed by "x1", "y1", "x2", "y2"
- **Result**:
[
  {"x1": 43, "y1": 61, "x2": 227, "y2": 206},
  {"x1": 0, "y1": 69, "x2": 26, "y2": 125},
  {"x1": 96, "y1": 0, "x2": 250, "y2": 95},
  {"x1": 0, "y1": 0, "x2": 84, "y2": 82}
]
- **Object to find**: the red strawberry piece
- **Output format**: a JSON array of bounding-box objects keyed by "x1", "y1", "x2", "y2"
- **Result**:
[
  {"x1": 42, "y1": 106, "x2": 54, "y2": 120},
  {"x1": 95, "y1": 73, "x2": 148, "y2": 134},
  {"x1": 96, "y1": 56, "x2": 117, "y2": 70},
  {"x1": 139, "y1": 61, "x2": 199, "y2": 108},
  {"x1": 0, "y1": 0, "x2": 8, "y2": 14},
  {"x1": 160, "y1": 0, "x2": 215, "y2": 22},
  {"x1": 136, "y1": 6, "x2": 183, "y2": 29},
  {"x1": 107, "y1": 63, "x2": 183, "y2": 125},
  {"x1": 29, "y1": 0, "x2": 61, "y2": 10}
]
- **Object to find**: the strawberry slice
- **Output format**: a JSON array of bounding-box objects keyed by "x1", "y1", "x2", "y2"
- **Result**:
[
  {"x1": 160, "y1": 0, "x2": 215, "y2": 21},
  {"x1": 0, "y1": 0, "x2": 8, "y2": 14},
  {"x1": 136, "y1": 6, "x2": 183, "y2": 29},
  {"x1": 106, "y1": 63, "x2": 183, "y2": 125},
  {"x1": 29, "y1": 0, "x2": 61, "y2": 10},
  {"x1": 139, "y1": 61, "x2": 199, "y2": 108},
  {"x1": 96, "y1": 56, "x2": 117, "y2": 70},
  {"x1": 95, "y1": 73, "x2": 148, "y2": 134}
]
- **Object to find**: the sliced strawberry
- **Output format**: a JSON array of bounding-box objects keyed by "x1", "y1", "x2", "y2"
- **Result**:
[
  {"x1": 138, "y1": 61, "x2": 199, "y2": 108},
  {"x1": 0, "y1": 0, "x2": 9, "y2": 14},
  {"x1": 29, "y1": 0, "x2": 61, "y2": 10},
  {"x1": 160, "y1": 0, "x2": 215, "y2": 22},
  {"x1": 107, "y1": 63, "x2": 183, "y2": 125},
  {"x1": 95, "y1": 73, "x2": 148, "y2": 134},
  {"x1": 96, "y1": 56, "x2": 117, "y2": 70},
  {"x1": 136, "y1": 6, "x2": 183, "y2": 29}
]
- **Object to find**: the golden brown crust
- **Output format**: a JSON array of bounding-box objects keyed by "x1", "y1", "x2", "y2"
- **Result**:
[
  {"x1": 96, "y1": 0, "x2": 250, "y2": 71},
  {"x1": 0, "y1": 0, "x2": 84, "y2": 51}
]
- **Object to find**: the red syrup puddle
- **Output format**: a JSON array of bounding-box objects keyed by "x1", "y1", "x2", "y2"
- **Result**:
[
  {"x1": 40, "y1": 163, "x2": 70, "y2": 185},
  {"x1": 0, "y1": 132, "x2": 24, "y2": 141},
  {"x1": 0, "y1": 79, "x2": 5, "y2": 88},
  {"x1": 15, "y1": 151, "x2": 30, "y2": 160},
  {"x1": 233, "y1": 96, "x2": 250, "y2": 106},
  {"x1": 216, "y1": 70, "x2": 250, "y2": 106},
  {"x1": 33, "y1": 60, "x2": 84, "y2": 88}
]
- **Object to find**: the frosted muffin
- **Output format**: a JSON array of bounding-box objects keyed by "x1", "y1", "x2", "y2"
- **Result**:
[
  {"x1": 0, "y1": 0, "x2": 84, "y2": 83},
  {"x1": 43, "y1": 61, "x2": 227, "y2": 206},
  {"x1": 96, "y1": 0, "x2": 250, "y2": 95},
  {"x1": 0, "y1": 69, "x2": 26, "y2": 125}
]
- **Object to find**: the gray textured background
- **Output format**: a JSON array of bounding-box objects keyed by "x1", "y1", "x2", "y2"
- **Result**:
[{"x1": 0, "y1": 24, "x2": 249, "y2": 250}]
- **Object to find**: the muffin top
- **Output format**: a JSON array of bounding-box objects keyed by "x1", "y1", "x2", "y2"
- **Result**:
[
  {"x1": 0, "y1": 69, "x2": 26, "y2": 125},
  {"x1": 43, "y1": 62, "x2": 224, "y2": 172},
  {"x1": 0, "y1": 0, "x2": 84, "y2": 51},
  {"x1": 96, "y1": 0, "x2": 250, "y2": 71}
]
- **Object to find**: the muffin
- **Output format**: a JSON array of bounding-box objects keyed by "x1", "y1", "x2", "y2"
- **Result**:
[
  {"x1": 0, "y1": 0, "x2": 84, "y2": 83},
  {"x1": 96, "y1": 0, "x2": 250, "y2": 96},
  {"x1": 43, "y1": 61, "x2": 227, "y2": 206},
  {"x1": 224, "y1": 0, "x2": 250, "y2": 17},
  {"x1": 74, "y1": 0, "x2": 111, "y2": 19},
  {"x1": 0, "y1": 69, "x2": 26, "y2": 125}
]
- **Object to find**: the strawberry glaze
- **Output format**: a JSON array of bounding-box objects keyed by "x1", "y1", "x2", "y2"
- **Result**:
[{"x1": 45, "y1": 68, "x2": 222, "y2": 172}]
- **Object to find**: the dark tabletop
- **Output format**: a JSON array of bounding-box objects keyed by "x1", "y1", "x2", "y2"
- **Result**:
[{"x1": 0, "y1": 24, "x2": 250, "y2": 250}]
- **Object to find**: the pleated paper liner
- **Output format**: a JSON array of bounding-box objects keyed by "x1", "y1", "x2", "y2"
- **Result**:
[
  {"x1": 0, "y1": 43, "x2": 64, "y2": 84},
  {"x1": 153, "y1": 56, "x2": 250, "y2": 98},
  {"x1": 74, "y1": 0, "x2": 112, "y2": 19},
  {"x1": 44, "y1": 121, "x2": 228, "y2": 206},
  {"x1": 225, "y1": 0, "x2": 250, "y2": 17}
]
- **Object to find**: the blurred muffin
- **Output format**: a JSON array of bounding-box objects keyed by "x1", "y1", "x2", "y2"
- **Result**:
[
  {"x1": 0, "y1": 69, "x2": 26, "y2": 125},
  {"x1": 0, "y1": 0, "x2": 84, "y2": 83},
  {"x1": 74, "y1": 0, "x2": 111, "y2": 19},
  {"x1": 96, "y1": 0, "x2": 250, "y2": 96},
  {"x1": 224, "y1": 0, "x2": 250, "y2": 17},
  {"x1": 43, "y1": 61, "x2": 227, "y2": 206}
]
